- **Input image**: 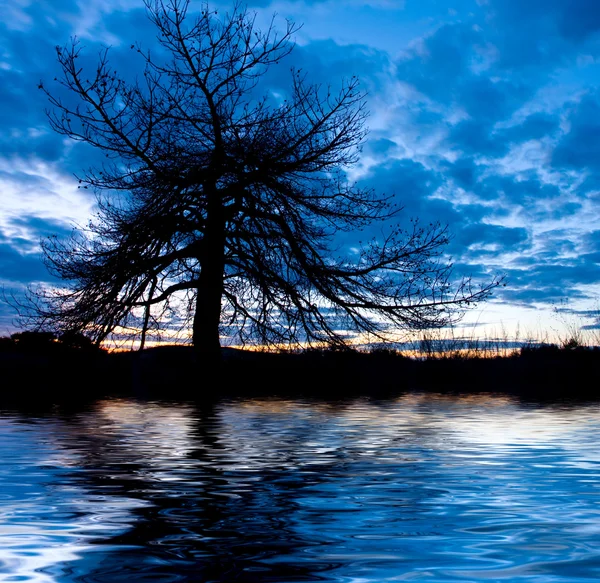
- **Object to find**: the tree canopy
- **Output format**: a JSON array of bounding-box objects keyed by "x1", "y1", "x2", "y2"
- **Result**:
[{"x1": 24, "y1": 0, "x2": 501, "y2": 354}]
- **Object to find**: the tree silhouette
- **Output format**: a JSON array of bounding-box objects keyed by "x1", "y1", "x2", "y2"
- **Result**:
[{"x1": 26, "y1": 0, "x2": 500, "y2": 356}]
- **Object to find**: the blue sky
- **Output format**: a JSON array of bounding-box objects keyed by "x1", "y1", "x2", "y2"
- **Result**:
[{"x1": 1, "y1": 0, "x2": 600, "y2": 342}]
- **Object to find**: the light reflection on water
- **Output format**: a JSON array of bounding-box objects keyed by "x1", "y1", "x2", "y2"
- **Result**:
[{"x1": 1, "y1": 393, "x2": 600, "y2": 582}]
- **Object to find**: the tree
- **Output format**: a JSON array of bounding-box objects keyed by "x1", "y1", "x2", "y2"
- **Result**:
[{"x1": 25, "y1": 0, "x2": 501, "y2": 356}]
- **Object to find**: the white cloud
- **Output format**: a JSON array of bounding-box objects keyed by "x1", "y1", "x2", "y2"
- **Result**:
[{"x1": 0, "y1": 156, "x2": 96, "y2": 237}]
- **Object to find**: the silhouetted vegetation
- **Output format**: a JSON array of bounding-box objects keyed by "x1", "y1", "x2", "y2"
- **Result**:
[
  {"x1": 0, "y1": 331, "x2": 108, "y2": 403},
  {"x1": 2, "y1": 330, "x2": 104, "y2": 353},
  {"x1": 1, "y1": 331, "x2": 598, "y2": 402}
]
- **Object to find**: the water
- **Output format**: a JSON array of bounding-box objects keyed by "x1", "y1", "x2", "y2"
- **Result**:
[{"x1": 1, "y1": 393, "x2": 600, "y2": 582}]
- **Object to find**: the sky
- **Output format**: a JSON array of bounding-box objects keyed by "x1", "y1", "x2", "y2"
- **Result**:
[{"x1": 1, "y1": 0, "x2": 600, "y2": 344}]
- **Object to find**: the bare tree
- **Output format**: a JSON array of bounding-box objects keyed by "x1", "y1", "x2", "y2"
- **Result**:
[{"x1": 25, "y1": 0, "x2": 501, "y2": 356}]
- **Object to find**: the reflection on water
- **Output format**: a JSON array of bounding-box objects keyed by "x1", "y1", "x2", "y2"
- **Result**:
[{"x1": 1, "y1": 393, "x2": 600, "y2": 581}]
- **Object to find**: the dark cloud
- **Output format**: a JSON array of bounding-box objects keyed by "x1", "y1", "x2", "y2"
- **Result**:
[
  {"x1": 575, "y1": 174, "x2": 600, "y2": 197},
  {"x1": 0, "y1": 1, "x2": 83, "y2": 163},
  {"x1": 364, "y1": 138, "x2": 398, "y2": 157},
  {"x1": 552, "y1": 92, "x2": 600, "y2": 172},
  {"x1": 448, "y1": 119, "x2": 509, "y2": 157},
  {"x1": 444, "y1": 77, "x2": 533, "y2": 157},
  {"x1": 452, "y1": 261, "x2": 498, "y2": 281},
  {"x1": 455, "y1": 223, "x2": 529, "y2": 251},
  {"x1": 0, "y1": 59, "x2": 67, "y2": 162},
  {"x1": 501, "y1": 286, "x2": 587, "y2": 306},
  {"x1": 548, "y1": 202, "x2": 582, "y2": 222},
  {"x1": 509, "y1": 263, "x2": 600, "y2": 291},
  {"x1": 490, "y1": 0, "x2": 600, "y2": 43},
  {"x1": 256, "y1": 39, "x2": 393, "y2": 101},
  {"x1": 0, "y1": 216, "x2": 72, "y2": 285},
  {"x1": 499, "y1": 112, "x2": 560, "y2": 144},
  {"x1": 497, "y1": 243, "x2": 600, "y2": 306},
  {"x1": 482, "y1": 176, "x2": 561, "y2": 206},
  {"x1": 533, "y1": 229, "x2": 579, "y2": 262},
  {"x1": 457, "y1": 76, "x2": 528, "y2": 123},
  {"x1": 482, "y1": 0, "x2": 600, "y2": 76},
  {"x1": 444, "y1": 159, "x2": 479, "y2": 191},
  {"x1": 97, "y1": 3, "x2": 160, "y2": 42},
  {"x1": 9, "y1": 216, "x2": 74, "y2": 242},
  {"x1": 0, "y1": 243, "x2": 50, "y2": 282},
  {"x1": 396, "y1": 24, "x2": 482, "y2": 104},
  {"x1": 581, "y1": 230, "x2": 600, "y2": 252},
  {"x1": 358, "y1": 158, "x2": 456, "y2": 226},
  {"x1": 558, "y1": 0, "x2": 600, "y2": 40},
  {"x1": 581, "y1": 251, "x2": 600, "y2": 265}
]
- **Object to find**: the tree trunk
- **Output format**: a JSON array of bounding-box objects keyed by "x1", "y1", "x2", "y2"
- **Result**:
[
  {"x1": 192, "y1": 189, "x2": 225, "y2": 360},
  {"x1": 192, "y1": 269, "x2": 223, "y2": 358}
]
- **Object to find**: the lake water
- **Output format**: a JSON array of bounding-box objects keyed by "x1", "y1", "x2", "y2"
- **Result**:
[{"x1": 1, "y1": 393, "x2": 600, "y2": 582}]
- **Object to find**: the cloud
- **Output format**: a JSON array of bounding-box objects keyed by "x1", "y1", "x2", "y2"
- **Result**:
[
  {"x1": 0, "y1": 36, "x2": 67, "y2": 163},
  {"x1": 582, "y1": 230, "x2": 600, "y2": 251},
  {"x1": 358, "y1": 158, "x2": 455, "y2": 223},
  {"x1": 497, "y1": 242, "x2": 600, "y2": 306},
  {"x1": 7, "y1": 216, "x2": 74, "y2": 248},
  {"x1": 396, "y1": 24, "x2": 482, "y2": 103},
  {"x1": 0, "y1": 215, "x2": 73, "y2": 286},
  {"x1": 0, "y1": 243, "x2": 50, "y2": 283},
  {"x1": 499, "y1": 112, "x2": 560, "y2": 143},
  {"x1": 448, "y1": 120, "x2": 509, "y2": 158},
  {"x1": 552, "y1": 92, "x2": 600, "y2": 172},
  {"x1": 455, "y1": 223, "x2": 529, "y2": 252},
  {"x1": 490, "y1": 0, "x2": 600, "y2": 43},
  {"x1": 0, "y1": 159, "x2": 95, "y2": 226}
]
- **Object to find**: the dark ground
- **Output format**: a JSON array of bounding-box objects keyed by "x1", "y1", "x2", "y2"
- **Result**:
[{"x1": 1, "y1": 336, "x2": 598, "y2": 404}]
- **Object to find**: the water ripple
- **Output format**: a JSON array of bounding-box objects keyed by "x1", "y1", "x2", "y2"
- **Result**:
[{"x1": 1, "y1": 394, "x2": 600, "y2": 581}]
